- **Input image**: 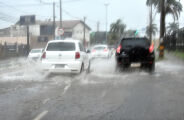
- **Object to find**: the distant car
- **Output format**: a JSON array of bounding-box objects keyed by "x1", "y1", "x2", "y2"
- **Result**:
[
  {"x1": 108, "y1": 45, "x2": 116, "y2": 56},
  {"x1": 91, "y1": 45, "x2": 111, "y2": 59},
  {"x1": 41, "y1": 39, "x2": 90, "y2": 74},
  {"x1": 115, "y1": 37, "x2": 155, "y2": 72},
  {"x1": 28, "y1": 48, "x2": 44, "y2": 61}
]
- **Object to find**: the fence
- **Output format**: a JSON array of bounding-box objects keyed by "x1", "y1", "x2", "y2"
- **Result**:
[
  {"x1": 0, "y1": 42, "x2": 27, "y2": 59},
  {"x1": 164, "y1": 30, "x2": 184, "y2": 51}
]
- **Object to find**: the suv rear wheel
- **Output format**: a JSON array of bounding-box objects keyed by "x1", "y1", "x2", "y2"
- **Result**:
[
  {"x1": 148, "y1": 62, "x2": 155, "y2": 73},
  {"x1": 141, "y1": 62, "x2": 155, "y2": 72},
  {"x1": 123, "y1": 63, "x2": 130, "y2": 68}
]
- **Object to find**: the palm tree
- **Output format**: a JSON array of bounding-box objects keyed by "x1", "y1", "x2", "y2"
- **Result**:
[
  {"x1": 146, "y1": 0, "x2": 182, "y2": 36},
  {"x1": 146, "y1": 23, "x2": 158, "y2": 38},
  {"x1": 110, "y1": 19, "x2": 126, "y2": 38},
  {"x1": 124, "y1": 30, "x2": 137, "y2": 37},
  {"x1": 146, "y1": 0, "x2": 182, "y2": 58},
  {"x1": 109, "y1": 19, "x2": 126, "y2": 44},
  {"x1": 167, "y1": 22, "x2": 179, "y2": 35},
  {"x1": 146, "y1": 0, "x2": 182, "y2": 34}
]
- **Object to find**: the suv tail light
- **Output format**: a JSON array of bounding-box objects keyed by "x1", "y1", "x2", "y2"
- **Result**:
[
  {"x1": 149, "y1": 44, "x2": 154, "y2": 53},
  {"x1": 75, "y1": 52, "x2": 80, "y2": 59},
  {"x1": 42, "y1": 52, "x2": 46, "y2": 59},
  {"x1": 116, "y1": 45, "x2": 122, "y2": 54}
]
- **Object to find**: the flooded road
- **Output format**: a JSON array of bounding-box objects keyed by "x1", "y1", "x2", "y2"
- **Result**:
[{"x1": 0, "y1": 54, "x2": 184, "y2": 120}]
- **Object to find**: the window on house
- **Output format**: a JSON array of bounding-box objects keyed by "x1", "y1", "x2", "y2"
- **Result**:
[{"x1": 40, "y1": 25, "x2": 54, "y2": 35}]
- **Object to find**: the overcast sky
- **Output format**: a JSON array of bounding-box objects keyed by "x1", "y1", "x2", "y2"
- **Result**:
[{"x1": 1, "y1": 0, "x2": 184, "y2": 34}]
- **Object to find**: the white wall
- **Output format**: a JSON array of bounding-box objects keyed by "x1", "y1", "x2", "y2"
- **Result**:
[
  {"x1": 29, "y1": 25, "x2": 40, "y2": 36},
  {"x1": 10, "y1": 25, "x2": 26, "y2": 37},
  {"x1": 72, "y1": 23, "x2": 90, "y2": 43}
]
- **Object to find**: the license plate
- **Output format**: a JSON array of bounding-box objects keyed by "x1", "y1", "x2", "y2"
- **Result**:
[
  {"x1": 55, "y1": 64, "x2": 65, "y2": 68},
  {"x1": 131, "y1": 63, "x2": 141, "y2": 67}
]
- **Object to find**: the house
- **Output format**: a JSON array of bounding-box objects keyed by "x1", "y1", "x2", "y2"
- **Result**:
[
  {"x1": 0, "y1": 26, "x2": 27, "y2": 46},
  {"x1": 0, "y1": 26, "x2": 27, "y2": 37},
  {"x1": 0, "y1": 19, "x2": 91, "y2": 49},
  {"x1": 28, "y1": 20, "x2": 91, "y2": 49}
]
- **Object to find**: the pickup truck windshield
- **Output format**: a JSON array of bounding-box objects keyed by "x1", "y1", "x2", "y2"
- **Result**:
[{"x1": 46, "y1": 42, "x2": 76, "y2": 51}]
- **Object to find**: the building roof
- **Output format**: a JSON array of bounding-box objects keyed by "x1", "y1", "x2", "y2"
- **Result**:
[
  {"x1": 59, "y1": 20, "x2": 91, "y2": 30},
  {"x1": 48, "y1": 39, "x2": 81, "y2": 44},
  {"x1": 17, "y1": 20, "x2": 91, "y2": 30},
  {"x1": 57, "y1": 20, "x2": 91, "y2": 30}
]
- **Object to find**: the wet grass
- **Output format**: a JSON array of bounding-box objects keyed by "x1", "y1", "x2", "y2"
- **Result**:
[{"x1": 168, "y1": 50, "x2": 184, "y2": 60}]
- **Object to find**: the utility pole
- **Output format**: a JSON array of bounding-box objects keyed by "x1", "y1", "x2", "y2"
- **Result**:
[
  {"x1": 83, "y1": 17, "x2": 86, "y2": 48},
  {"x1": 149, "y1": 4, "x2": 153, "y2": 42},
  {"x1": 59, "y1": 0, "x2": 63, "y2": 39},
  {"x1": 60, "y1": 0, "x2": 62, "y2": 28},
  {"x1": 26, "y1": 26, "x2": 30, "y2": 54},
  {"x1": 53, "y1": 2, "x2": 56, "y2": 40},
  {"x1": 159, "y1": 0, "x2": 165, "y2": 58},
  {"x1": 105, "y1": 3, "x2": 109, "y2": 44}
]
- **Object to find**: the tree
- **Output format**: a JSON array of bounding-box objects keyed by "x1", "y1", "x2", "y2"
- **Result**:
[
  {"x1": 146, "y1": 23, "x2": 158, "y2": 38},
  {"x1": 167, "y1": 22, "x2": 179, "y2": 35},
  {"x1": 109, "y1": 19, "x2": 126, "y2": 44},
  {"x1": 124, "y1": 30, "x2": 137, "y2": 37},
  {"x1": 110, "y1": 19, "x2": 126, "y2": 38},
  {"x1": 146, "y1": 0, "x2": 182, "y2": 36},
  {"x1": 146, "y1": 0, "x2": 182, "y2": 58}
]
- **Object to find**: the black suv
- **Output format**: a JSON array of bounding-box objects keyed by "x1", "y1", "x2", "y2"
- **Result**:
[{"x1": 115, "y1": 37, "x2": 155, "y2": 72}]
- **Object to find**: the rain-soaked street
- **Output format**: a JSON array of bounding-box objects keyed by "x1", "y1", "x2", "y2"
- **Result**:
[{"x1": 0, "y1": 54, "x2": 184, "y2": 120}]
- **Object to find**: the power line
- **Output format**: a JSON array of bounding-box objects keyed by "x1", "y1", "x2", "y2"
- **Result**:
[
  {"x1": 13, "y1": 0, "x2": 90, "y2": 7},
  {"x1": 0, "y1": 11, "x2": 18, "y2": 23},
  {"x1": 55, "y1": 4, "x2": 81, "y2": 19},
  {"x1": 0, "y1": 0, "x2": 100, "y2": 25},
  {"x1": 0, "y1": 18, "x2": 15, "y2": 23},
  {"x1": 63, "y1": 0, "x2": 87, "y2": 3},
  {"x1": 0, "y1": 1, "x2": 51, "y2": 20},
  {"x1": 0, "y1": 1, "x2": 28, "y2": 14},
  {"x1": 0, "y1": 0, "x2": 102, "y2": 30},
  {"x1": 56, "y1": 4, "x2": 104, "y2": 27}
]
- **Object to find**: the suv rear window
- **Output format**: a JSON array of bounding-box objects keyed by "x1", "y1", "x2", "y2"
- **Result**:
[
  {"x1": 46, "y1": 42, "x2": 76, "y2": 51},
  {"x1": 121, "y1": 38, "x2": 150, "y2": 48}
]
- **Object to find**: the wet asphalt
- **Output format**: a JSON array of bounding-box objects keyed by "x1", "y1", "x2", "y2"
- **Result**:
[{"x1": 0, "y1": 54, "x2": 184, "y2": 120}]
